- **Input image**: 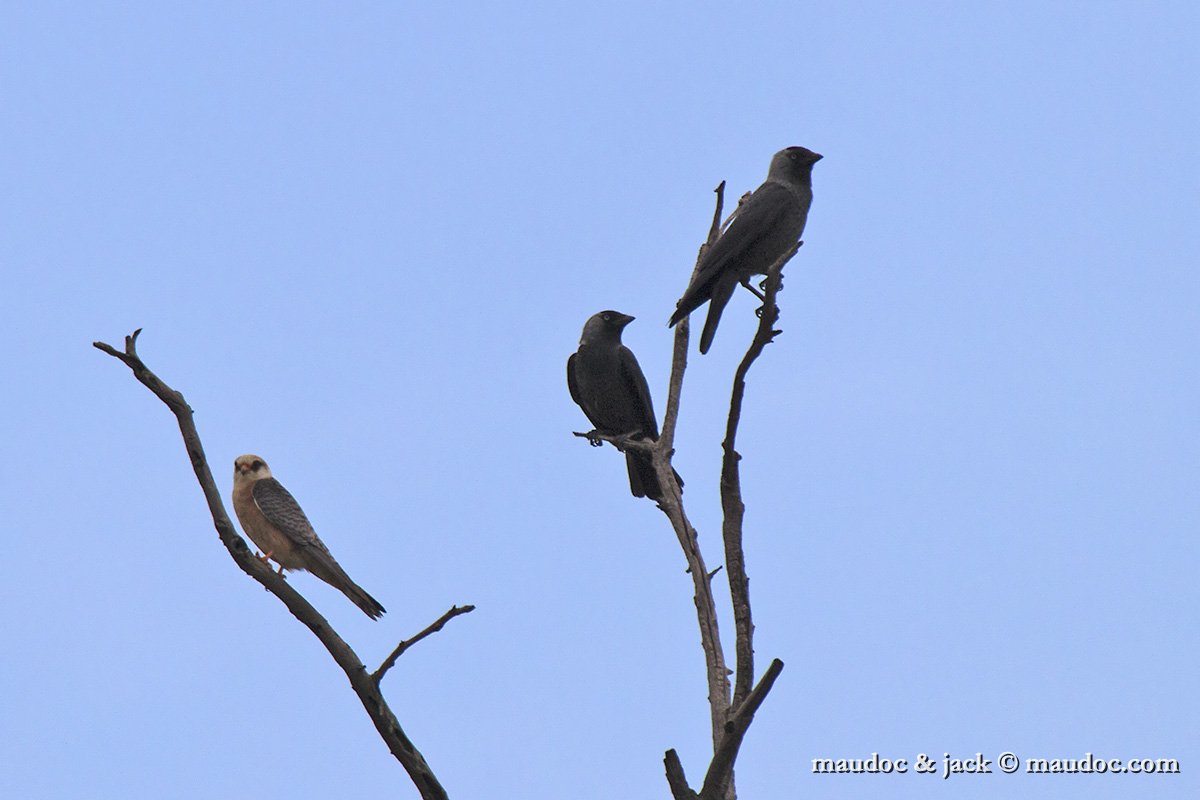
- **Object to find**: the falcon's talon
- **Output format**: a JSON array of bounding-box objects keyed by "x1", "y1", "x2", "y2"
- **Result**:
[{"x1": 585, "y1": 430, "x2": 604, "y2": 447}]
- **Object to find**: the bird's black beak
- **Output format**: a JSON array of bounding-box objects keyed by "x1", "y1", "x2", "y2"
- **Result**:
[
  {"x1": 810, "y1": 151, "x2": 823, "y2": 162},
  {"x1": 617, "y1": 313, "x2": 635, "y2": 328}
]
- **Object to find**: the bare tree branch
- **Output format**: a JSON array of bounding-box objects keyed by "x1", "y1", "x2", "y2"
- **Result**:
[
  {"x1": 570, "y1": 430, "x2": 656, "y2": 453},
  {"x1": 567, "y1": 177, "x2": 794, "y2": 799},
  {"x1": 720, "y1": 242, "x2": 800, "y2": 708},
  {"x1": 664, "y1": 749, "x2": 700, "y2": 800},
  {"x1": 648, "y1": 191, "x2": 800, "y2": 800},
  {"x1": 699, "y1": 659, "x2": 785, "y2": 800},
  {"x1": 374, "y1": 604, "x2": 476, "y2": 686},
  {"x1": 643, "y1": 181, "x2": 735, "y2": 755},
  {"x1": 660, "y1": 180, "x2": 726, "y2": 452},
  {"x1": 94, "y1": 329, "x2": 465, "y2": 800},
  {"x1": 652, "y1": 452, "x2": 731, "y2": 752}
]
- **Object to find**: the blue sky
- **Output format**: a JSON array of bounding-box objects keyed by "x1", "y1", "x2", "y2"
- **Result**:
[{"x1": 2, "y1": 3, "x2": 1197, "y2": 799}]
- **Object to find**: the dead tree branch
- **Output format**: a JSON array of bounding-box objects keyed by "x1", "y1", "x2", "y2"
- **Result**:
[
  {"x1": 652, "y1": 449, "x2": 731, "y2": 753},
  {"x1": 699, "y1": 659, "x2": 785, "y2": 800},
  {"x1": 571, "y1": 430, "x2": 656, "y2": 453},
  {"x1": 721, "y1": 241, "x2": 800, "y2": 708},
  {"x1": 660, "y1": 180, "x2": 726, "y2": 453},
  {"x1": 645, "y1": 181, "x2": 734, "y2": 755},
  {"x1": 374, "y1": 604, "x2": 476, "y2": 686},
  {"x1": 565, "y1": 178, "x2": 793, "y2": 798},
  {"x1": 94, "y1": 329, "x2": 465, "y2": 800},
  {"x1": 648, "y1": 187, "x2": 796, "y2": 800},
  {"x1": 665, "y1": 749, "x2": 700, "y2": 800}
]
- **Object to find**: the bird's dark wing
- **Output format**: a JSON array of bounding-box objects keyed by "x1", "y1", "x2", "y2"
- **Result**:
[
  {"x1": 567, "y1": 353, "x2": 582, "y2": 405},
  {"x1": 567, "y1": 351, "x2": 602, "y2": 430},
  {"x1": 618, "y1": 345, "x2": 659, "y2": 439},
  {"x1": 252, "y1": 478, "x2": 328, "y2": 553},
  {"x1": 670, "y1": 181, "x2": 796, "y2": 326}
]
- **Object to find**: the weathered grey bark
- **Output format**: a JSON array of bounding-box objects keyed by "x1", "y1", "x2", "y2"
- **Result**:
[
  {"x1": 95, "y1": 329, "x2": 471, "y2": 800},
  {"x1": 722, "y1": 240, "x2": 801, "y2": 711}
]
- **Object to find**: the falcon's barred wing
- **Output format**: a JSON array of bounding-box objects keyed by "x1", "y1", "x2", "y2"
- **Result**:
[{"x1": 251, "y1": 478, "x2": 328, "y2": 553}]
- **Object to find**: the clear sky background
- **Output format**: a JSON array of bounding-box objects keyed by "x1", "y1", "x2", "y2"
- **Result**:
[{"x1": 2, "y1": 3, "x2": 1196, "y2": 799}]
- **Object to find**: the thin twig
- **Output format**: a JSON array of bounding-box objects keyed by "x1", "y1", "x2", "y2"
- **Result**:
[
  {"x1": 570, "y1": 430, "x2": 655, "y2": 454},
  {"x1": 720, "y1": 242, "x2": 800, "y2": 708},
  {"x1": 661, "y1": 180, "x2": 725, "y2": 451},
  {"x1": 95, "y1": 330, "x2": 462, "y2": 800},
  {"x1": 374, "y1": 604, "x2": 476, "y2": 686},
  {"x1": 717, "y1": 191, "x2": 754, "y2": 237}
]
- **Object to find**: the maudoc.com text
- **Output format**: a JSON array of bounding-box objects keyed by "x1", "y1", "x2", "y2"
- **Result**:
[{"x1": 811, "y1": 752, "x2": 1180, "y2": 779}]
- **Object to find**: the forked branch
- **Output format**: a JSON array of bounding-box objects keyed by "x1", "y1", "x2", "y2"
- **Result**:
[
  {"x1": 699, "y1": 659, "x2": 785, "y2": 800},
  {"x1": 650, "y1": 186, "x2": 795, "y2": 800},
  {"x1": 375, "y1": 604, "x2": 476, "y2": 686},
  {"x1": 565, "y1": 178, "x2": 793, "y2": 798},
  {"x1": 721, "y1": 241, "x2": 800, "y2": 707},
  {"x1": 94, "y1": 329, "x2": 466, "y2": 800}
]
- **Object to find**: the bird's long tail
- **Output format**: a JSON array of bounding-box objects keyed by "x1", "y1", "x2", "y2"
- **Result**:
[
  {"x1": 625, "y1": 451, "x2": 684, "y2": 502},
  {"x1": 309, "y1": 555, "x2": 387, "y2": 619},
  {"x1": 699, "y1": 279, "x2": 737, "y2": 354}
]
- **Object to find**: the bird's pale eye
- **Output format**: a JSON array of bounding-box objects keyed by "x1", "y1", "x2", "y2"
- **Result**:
[{"x1": 602, "y1": 313, "x2": 612, "y2": 321}]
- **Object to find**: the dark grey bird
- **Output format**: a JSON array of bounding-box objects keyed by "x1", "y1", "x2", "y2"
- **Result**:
[
  {"x1": 568, "y1": 311, "x2": 681, "y2": 501},
  {"x1": 669, "y1": 146, "x2": 822, "y2": 354}
]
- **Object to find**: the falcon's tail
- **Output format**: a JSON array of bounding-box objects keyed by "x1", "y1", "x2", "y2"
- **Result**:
[
  {"x1": 339, "y1": 580, "x2": 387, "y2": 620},
  {"x1": 309, "y1": 556, "x2": 387, "y2": 620}
]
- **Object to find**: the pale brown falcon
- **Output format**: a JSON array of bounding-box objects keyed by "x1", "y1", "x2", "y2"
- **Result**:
[{"x1": 232, "y1": 454, "x2": 386, "y2": 619}]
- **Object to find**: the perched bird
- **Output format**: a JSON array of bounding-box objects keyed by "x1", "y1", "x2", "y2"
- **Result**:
[
  {"x1": 232, "y1": 455, "x2": 386, "y2": 619},
  {"x1": 669, "y1": 146, "x2": 823, "y2": 354},
  {"x1": 568, "y1": 311, "x2": 681, "y2": 502}
]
